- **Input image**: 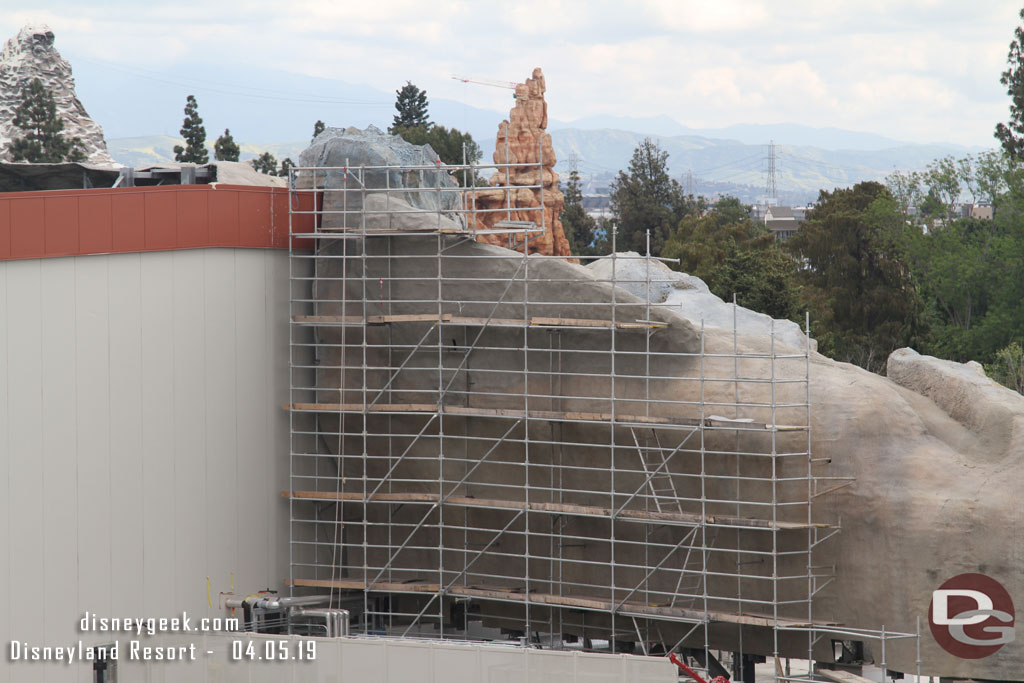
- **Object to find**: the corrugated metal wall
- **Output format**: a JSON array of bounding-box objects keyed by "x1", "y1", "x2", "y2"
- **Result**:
[{"x1": 0, "y1": 248, "x2": 290, "y2": 683}]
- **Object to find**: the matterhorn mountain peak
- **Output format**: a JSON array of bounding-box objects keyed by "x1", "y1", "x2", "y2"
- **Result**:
[{"x1": 0, "y1": 23, "x2": 116, "y2": 166}]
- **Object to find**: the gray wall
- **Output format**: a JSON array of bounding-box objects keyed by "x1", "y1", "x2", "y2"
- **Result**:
[{"x1": 0, "y1": 248, "x2": 291, "y2": 683}]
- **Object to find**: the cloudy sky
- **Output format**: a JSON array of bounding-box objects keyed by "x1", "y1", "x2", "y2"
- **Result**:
[{"x1": 2, "y1": 1, "x2": 1021, "y2": 147}]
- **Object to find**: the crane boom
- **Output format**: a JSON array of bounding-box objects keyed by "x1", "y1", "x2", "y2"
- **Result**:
[{"x1": 451, "y1": 74, "x2": 517, "y2": 90}]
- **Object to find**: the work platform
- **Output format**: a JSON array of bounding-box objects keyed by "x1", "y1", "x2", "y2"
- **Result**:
[{"x1": 284, "y1": 155, "x2": 920, "y2": 681}]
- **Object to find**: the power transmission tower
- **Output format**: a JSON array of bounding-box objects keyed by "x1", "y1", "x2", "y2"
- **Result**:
[
  {"x1": 566, "y1": 151, "x2": 581, "y2": 174},
  {"x1": 765, "y1": 140, "x2": 778, "y2": 204},
  {"x1": 684, "y1": 170, "x2": 694, "y2": 197}
]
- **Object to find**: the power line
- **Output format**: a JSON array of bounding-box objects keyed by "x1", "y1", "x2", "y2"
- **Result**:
[{"x1": 765, "y1": 140, "x2": 777, "y2": 201}]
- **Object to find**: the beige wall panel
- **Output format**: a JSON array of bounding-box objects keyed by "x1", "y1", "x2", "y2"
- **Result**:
[
  {"x1": 0, "y1": 263, "x2": 8, "y2": 683},
  {"x1": 171, "y1": 251, "x2": 209, "y2": 608},
  {"x1": 234, "y1": 251, "x2": 271, "y2": 590},
  {"x1": 108, "y1": 254, "x2": 146, "y2": 622},
  {"x1": 40, "y1": 259, "x2": 80, "y2": 683},
  {"x1": 6, "y1": 260, "x2": 46, "y2": 679},
  {"x1": 0, "y1": 249, "x2": 291, "y2": 683},
  {"x1": 140, "y1": 252, "x2": 178, "y2": 620},
  {"x1": 202, "y1": 250, "x2": 239, "y2": 609},
  {"x1": 76, "y1": 256, "x2": 114, "y2": 649}
]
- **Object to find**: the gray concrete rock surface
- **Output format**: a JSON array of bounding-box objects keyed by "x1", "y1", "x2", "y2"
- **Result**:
[{"x1": 303, "y1": 133, "x2": 1024, "y2": 679}]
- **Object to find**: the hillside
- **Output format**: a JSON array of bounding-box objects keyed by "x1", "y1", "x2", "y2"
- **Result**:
[{"x1": 108, "y1": 128, "x2": 984, "y2": 205}]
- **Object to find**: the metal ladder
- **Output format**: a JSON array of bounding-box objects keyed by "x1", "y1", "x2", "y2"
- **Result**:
[{"x1": 630, "y1": 428, "x2": 705, "y2": 607}]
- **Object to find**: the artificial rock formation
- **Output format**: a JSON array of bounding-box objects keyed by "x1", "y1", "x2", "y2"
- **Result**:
[
  {"x1": 0, "y1": 24, "x2": 116, "y2": 166},
  {"x1": 298, "y1": 131, "x2": 1024, "y2": 679},
  {"x1": 472, "y1": 68, "x2": 572, "y2": 258},
  {"x1": 299, "y1": 125, "x2": 461, "y2": 227}
]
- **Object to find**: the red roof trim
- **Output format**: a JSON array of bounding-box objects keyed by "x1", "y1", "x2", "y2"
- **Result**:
[{"x1": 0, "y1": 184, "x2": 313, "y2": 261}]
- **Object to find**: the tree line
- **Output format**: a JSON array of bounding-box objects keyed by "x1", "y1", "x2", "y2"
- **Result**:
[
  {"x1": 562, "y1": 136, "x2": 1024, "y2": 390},
  {"x1": 558, "y1": 8, "x2": 1024, "y2": 394}
]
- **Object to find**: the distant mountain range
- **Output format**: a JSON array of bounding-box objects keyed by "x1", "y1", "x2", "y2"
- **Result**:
[
  {"x1": 108, "y1": 128, "x2": 985, "y2": 206},
  {"x1": 83, "y1": 62, "x2": 988, "y2": 202},
  {"x1": 105, "y1": 136, "x2": 307, "y2": 169}
]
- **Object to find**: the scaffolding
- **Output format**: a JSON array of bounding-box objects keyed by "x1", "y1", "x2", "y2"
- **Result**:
[{"x1": 284, "y1": 150, "x2": 920, "y2": 681}]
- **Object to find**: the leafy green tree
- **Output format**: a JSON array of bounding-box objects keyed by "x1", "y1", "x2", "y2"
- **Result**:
[
  {"x1": 173, "y1": 95, "x2": 208, "y2": 164},
  {"x1": 214, "y1": 128, "x2": 240, "y2": 162},
  {"x1": 390, "y1": 82, "x2": 430, "y2": 132},
  {"x1": 8, "y1": 77, "x2": 85, "y2": 163},
  {"x1": 888, "y1": 151, "x2": 1024, "y2": 366},
  {"x1": 906, "y1": 214, "x2": 1024, "y2": 363},
  {"x1": 710, "y1": 247, "x2": 800, "y2": 322},
  {"x1": 996, "y1": 8, "x2": 1024, "y2": 160},
  {"x1": 251, "y1": 151, "x2": 277, "y2": 175},
  {"x1": 662, "y1": 196, "x2": 799, "y2": 320},
  {"x1": 663, "y1": 196, "x2": 765, "y2": 281},
  {"x1": 560, "y1": 168, "x2": 598, "y2": 256},
  {"x1": 609, "y1": 138, "x2": 698, "y2": 254},
  {"x1": 987, "y1": 342, "x2": 1024, "y2": 394},
  {"x1": 394, "y1": 124, "x2": 482, "y2": 186},
  {"x1": 785, "y1": 182, "x2": 922, "y2": 372},
  {"x1": 312, "y1": 120, "x2": 325, "y2": 142},
  {"x1": 279, "y1": 157, "x2": 295, "y2": 178}
]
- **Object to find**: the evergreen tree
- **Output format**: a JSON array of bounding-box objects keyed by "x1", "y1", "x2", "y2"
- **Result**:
[
  {"x1": 609, "y1": 138, "x2": 697, "y2": 253},
  {"x1": 8, "y1": 77, "x2": 85, "y2": 163},
  {"x1": 279, "y1": 157, "x2": 295, "y2": 178},
  {"x1": 996, "y1": 8, "x2": 1024, "y2": 160},
  {"x1": 312, "y1": 120, "x2": 325, "y2": 142},
  {"x1": 251, "y1": 151, "x2": 277, "y2": 175},
  {"x1": 213, "y1": 128, "x2": 240, "y2": 162},
  {"x1": 784, "y1": 182, "x2": 921, "y2": 372},
  {"x1": 173, "y1": 95, "x2": 209, "y2": 164},
  {"x1": 390, "y1": 81, "x2": 430, "y2": 132},
  {"x1": 560, "y1": 168, "x2": 598, "y2": 255},
  {"x1": 394, "y1": 124, "x2": 482, "y2": 185}
]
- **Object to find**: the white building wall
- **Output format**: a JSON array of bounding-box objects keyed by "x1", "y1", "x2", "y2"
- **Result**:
[
  {"x1": 0, "y1": 248, "x2": 291, "y2": 683},
  {"x1": 113, "y1": 634, "x2": 676, "y2": 683}
]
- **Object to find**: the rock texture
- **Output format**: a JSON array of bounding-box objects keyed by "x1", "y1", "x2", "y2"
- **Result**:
[
  {"x1": 301, "y1": 131, "x2": 1024, "y2": 679},
  {"x1": 587, "y1": 252, "x2": 816, "y2": 351},
  {"x1": 472, "y1": 68, "x2": 572, "y2": 258},
  {"x1": 0, "y1": 24, "x2": 116, "y2": 166},
  {"x1": 299, "y1": 125, "x2": 461, "y2": 229}
]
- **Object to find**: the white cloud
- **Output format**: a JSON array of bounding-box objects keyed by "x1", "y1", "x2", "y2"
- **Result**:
[{"x1": 0, "y1": 0, "x2": 1020, "y2": 146}]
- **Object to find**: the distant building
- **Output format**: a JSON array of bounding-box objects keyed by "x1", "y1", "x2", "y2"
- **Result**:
[
  {"x1": 960, "y1": 203, "x2": 994, "y2": 220},
  {"x1": 763, "y1": 205, "x2": 803, "y2": 241},
  {"x1": 764, "y1": 205, "x2": 794, "y2": 221},
  {"x1": 582, "y1": 193, "x2": 612, "y2": 219}
]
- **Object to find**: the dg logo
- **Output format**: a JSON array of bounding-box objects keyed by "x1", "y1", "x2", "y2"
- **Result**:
[{"x1": 929, "y1": 573, "x2": 1015, "y2": 659}]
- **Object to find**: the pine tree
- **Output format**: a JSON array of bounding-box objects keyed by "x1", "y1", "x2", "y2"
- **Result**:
[
  {"x1": 997, "y1": 8, "x2": 1024, "y2": 160},
  {"x1": 278, "y1": 157, "x2": 295, "y2": 178},
  {"x1": 609, "y1": 138, "x2": 695, "y2": 253},
  {"x1": 173, "y1": 95, "x2": 209, "y2": 164},
  {"x1": 560, "y1": 168, "x2": 598, "y2": 255},
  {"x1": 8, "y1": 77, "x2": 86, "y2": 163},
  {"x1": 389, "y1": 82, "x2": 430, "y2": 132},
  {"x1": 214, "y1": 128, "x2": 240, "y2": 162},
  {"x1": 251, "y1": 151, "x2": 277, "y2": 175},
  {"x1": 312, "y1": 120, "x2": 325, "y2": 142}
]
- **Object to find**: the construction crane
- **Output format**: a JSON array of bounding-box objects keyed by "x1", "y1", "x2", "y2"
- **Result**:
[
  {"x1": 451, "y1": 75, "x2": 518, "y2": 99},
  {"x1": 451, "y1": 75, "x2": 517, "y2": 89}
]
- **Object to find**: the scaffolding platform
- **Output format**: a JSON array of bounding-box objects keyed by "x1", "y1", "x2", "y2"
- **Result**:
[
  {"x1": 283, "y1": 490, "x2": 832, "y2": 531},
  {"x1": 285, "y1": 156, "x2": 920, "y2": 679}
]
